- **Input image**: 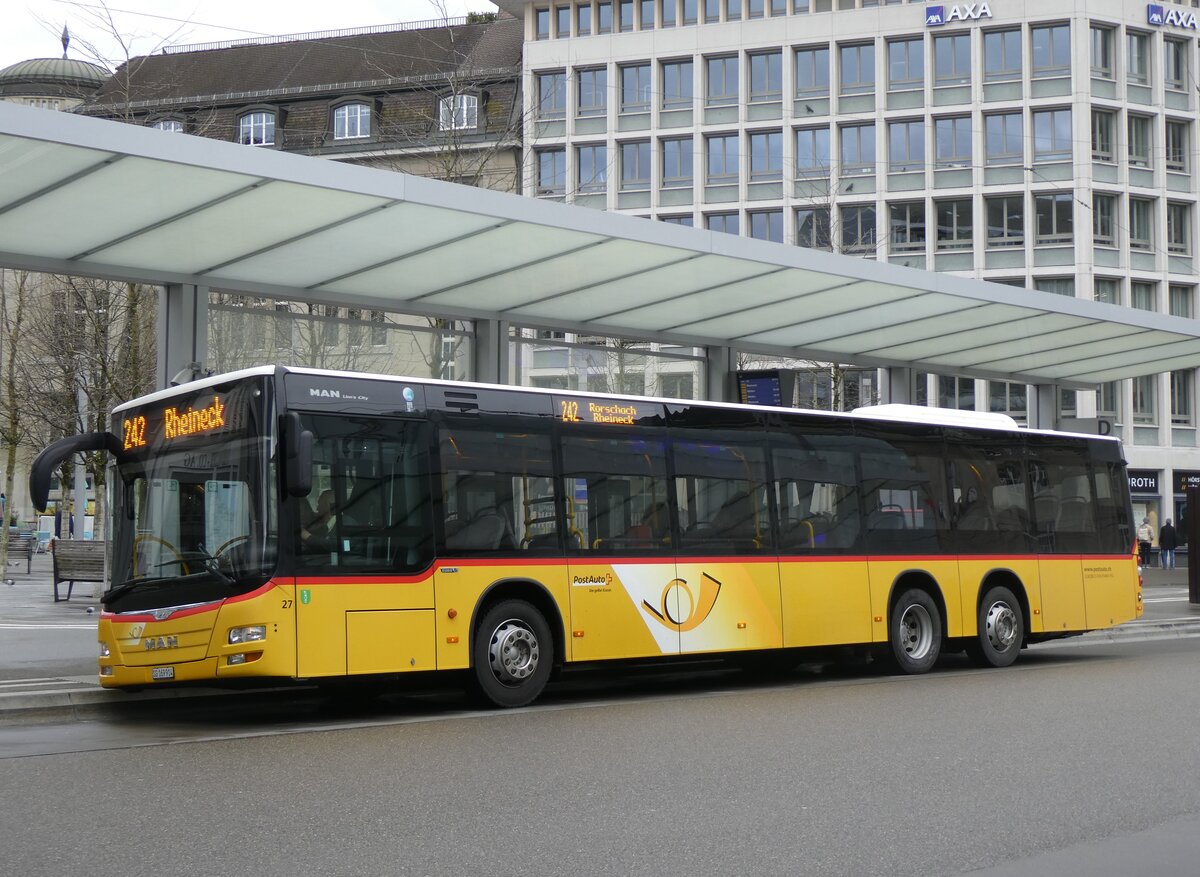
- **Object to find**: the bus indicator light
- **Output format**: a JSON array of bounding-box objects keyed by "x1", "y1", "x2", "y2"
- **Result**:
[{"x1": 446, "y1": 636, "x2": 459, "y2": 644}]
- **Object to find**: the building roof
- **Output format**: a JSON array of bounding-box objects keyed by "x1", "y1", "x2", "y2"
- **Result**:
[
  {"x1": 2, "y1": 100, "x2": 1200, "y2": 390},
  {"x1": 87, "y1": 18, "x2": 522, "y2": 110},
  {"x1": 0, "y1": 57, "x2": 110, "y2": 93}
]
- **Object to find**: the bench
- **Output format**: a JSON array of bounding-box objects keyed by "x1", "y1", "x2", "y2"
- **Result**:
[
  {"x1": 6, "y1": 534, "x2": 34, "y2": 575},
  {"x1": 52, "y1": 540, "x2": 107, "y2": 602}
]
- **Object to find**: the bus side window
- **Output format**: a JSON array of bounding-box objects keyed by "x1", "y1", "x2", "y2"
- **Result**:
[
  {"x1": 672, "y1": 434, "x2": 772, "y2": 555},
  {"x1": 771, "y1": 437, "x2": 860, "y2": 554}
]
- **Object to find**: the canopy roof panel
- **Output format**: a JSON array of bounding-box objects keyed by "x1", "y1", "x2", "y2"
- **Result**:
[{"x1": 2, "y1": 101, "x2": 1198, "y2": 389}]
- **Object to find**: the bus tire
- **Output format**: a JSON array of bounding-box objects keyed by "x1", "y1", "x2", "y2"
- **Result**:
[
  {"x1": 967, "y1": 586, "x2": 1024, "y2": 668},
  {"x1": 888, "y1": 588, "x2": 942, "y2": 674},
  {"x1": 471, "y1": 599, "x2": 553, "y2": 708}
]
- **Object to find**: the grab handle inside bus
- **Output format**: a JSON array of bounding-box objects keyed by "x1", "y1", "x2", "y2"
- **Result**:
[
  {"x1": 29, "y1": 431, "x2": 124, "y2": 511},
  {"x1": 282, "y1": 412, "x2": 313, "y2": 497}
]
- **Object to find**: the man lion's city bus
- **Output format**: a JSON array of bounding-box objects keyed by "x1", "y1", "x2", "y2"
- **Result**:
[{"x1": 30, "y1": 366, "x2": 1142, "y2": 707}]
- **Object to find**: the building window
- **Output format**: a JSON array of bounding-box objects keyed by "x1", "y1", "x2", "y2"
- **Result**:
[
  {"x1": 640, "y1": 0, "x2": 656, "y2": 28},
  {"x1": 1127, "y1": 31, "x2": 1150, "y2": 85},
  {"x1": 985, "y1": 113, "x2": 1023, "y2": 166},
  {"x1": 536, "y1": 7, "x2": 551, "y2": 39},
  {"x1": 577, "y1": 144, "x2": 608, "y2": 193},
  {"x1": 1165, "y1": 38, "x2": 1188, "y2": 91},
  {"x1": 938, "y1": 375, "x2": 975, "y2": 410},
  {"x1": 598, "y1": 0, "x2": 613, "y2": 32},
  {"x1": 795, "y1": 46, "x2": 830, "y2": 97},
  {"x1": 749, "y1": 51, "x2": 783, "y2": 104},
  {"x1": 662, "y1": 137, "x2": 694, "y2": 188},
  {"x1": 934, "y1": 116, "x2": 971, "y2": 169},
  {"x1": 1133, "y1": 374, "x2": 1156, "y2": 424},
  {"x1": 537, "y1": 71, "x2": 566, "y2": 120},
  {"x1": 1034, "y1": 277, "x2": 1074, "y2": 297},
  {"x1": 795, "y1": 126, "x2": 831, "y2": 177},
  {"x1": 889, "y1": 201, "x2": 926, "y2": 252},
  {"x1": 556, "y1": 5, "x2": 572, "y2": 36},
  {"x1": 662, "y1": 60, "x2": 693, "y2": 109},
  {"x1": 1129, "y1": 198, "x2": 1154, "y2": 251},
  {"x1": 749, "y1": 210, "x2": 783, "y2": 243},
  {"x1": 577, "y1": 68, "x2": 607, "y2": 117},
  {"x1": 578, "y1": 2, "x2": 593, "y2": 34},
  {"x1": 933, "y1": 33, "x2": 970, "y2": 86},
  {"x1": 1131, "y1": 281, "x2": 1156, "y2": 311},
  {"x1": 706, "y1": 212, "x2": 739, "y2": 235},
  {"x1": 661, "y1": 214, "x2": 694, "y2": 226},
  {"x1": 620, "y1": 141, "x2": 651, "y2": 191},
  {"x1": 989, "y1": 382, "x2": 1028, "y2": 420},
  {"x1": 151, "y1": 118, "x2": 183, "y2": 133},
  {"x1": 1032, "y1": 109, "x2": 1072, "y2": 163},
  {"x1": 1090, "y1": 26, "x2": 1114, "y2": 79},
  {"x1": 841, "y1": 204, "x2": 877, "y2": 253},
  {"x1": 1170, "y1": 285, "x2": 1194, "y2": 318},
  {"x1": 682, "y1": 0, "x2": 697, "y2": 24},
  {"x1": 619, "y1": 0, "x2": 634, "y2": 31},
  {"x1": 1097, "y1": 381, "x2": 1119, "y2": 419},
  {"x1": 1094, "y1": 277, "x2": 1119, "y2": 304},
  {"x1": 839, "y1": 43, "x2": 875, "y2": 95},
  {"x1": 840, "y1": 124, "x2": 875, "y2": 176},
  {"x1": 706, "y1": 134, "x2": 739, "y2": 185},
  {"x1": 1128, "y1": 115, "x2": 1152, "y2": 168},
  {"x1": 936, "y1": 199, "x2": 972, "y2": 250},
  {"x1": 621, "y1": 64, "x2": 652, "y2": 114},
  {"x1": 537, "y1": 148, "x2": 566, "y2": 195},
  {"x1": 725, "y1": 0, "x2": 741, "y2": 21},
  {"x1": 706, "y1": 56, "x2": 739, "y2": 107},
  {"x1": 749, "y1": 130, "x2": 782, "y2": 181},
  {"x1": 1035, "y1": 192, "x2": 1073, "y2": 245},
  {"x1": 796, "y1": 207, "x2": 831, "y2": 250},
  {"x1": 986, "y1": 195, "x2": 1024, "y2": 248},
  {"x1": 1091, "y1": 110, "x2": 1114, "y2": 162},
  {"x1": 1172, "y1": 371, "x2": 1194, "y2": 426},
  {"x1": 1093, "y1": 193, "x2": 1117, "y2": 247},
  {"x1": 238, "y1": 111, "x2": 275, "y2": 146},
  {"x1": 660, "y1": 0, "x2": 677, "y2": 27},
  {"x1": 1168, "y1": 202, "x2": 1191, "y2": 255},
  {"x1": 887, "y1": 38, "x2": 923, "y2": 92},
  {"x1": 888, "y1": 120, "x2": 925, "y2": 173},
  {"x1": 436, "y1": 96, "x2": 474, "y2": 132},
  {"x1": 1166, "y1": 121, "x2": 1189, "y2": 173},
  {"x1": 983, "y1": 28, "x2": 1022, "y2": 82},
  {"x1": 1031, "y1": 23, "x2": 1070, "y2": 78}
]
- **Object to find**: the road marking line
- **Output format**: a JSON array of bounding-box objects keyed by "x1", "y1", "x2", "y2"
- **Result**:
[{"x1": 0, "y1": 622, "x2": 96, "y2": 630}]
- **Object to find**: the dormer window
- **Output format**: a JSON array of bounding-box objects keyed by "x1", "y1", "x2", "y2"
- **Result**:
[
  {"x1": 439, "y1": 94, "x2": 479, "y2": 131},
  {"x1": 333, "y1": 103, "x2": 371, "y2": 140},
  {"x1": 151, "y1": 119, "x2": 183, "y2": 133},
  {"x1": 238, "y1": 111, "x2": 275, "y2": 146}
]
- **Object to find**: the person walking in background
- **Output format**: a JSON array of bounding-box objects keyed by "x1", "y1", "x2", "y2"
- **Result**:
[
  {"x1": 1159, "y1": 519, "x2": 1178, "y2": 570},
  {"x1": 1137, "y1": 517, "x2": 1154, "y2": 567}
]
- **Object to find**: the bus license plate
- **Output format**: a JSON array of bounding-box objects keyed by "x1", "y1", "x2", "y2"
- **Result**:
[{"x1": 151, "y1": 667, "x2": 175, "y2": 681}]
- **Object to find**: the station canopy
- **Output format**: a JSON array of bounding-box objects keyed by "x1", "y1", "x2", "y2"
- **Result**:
[{"x1": 2, "y1": 100, "x2": 1198, "y2": 389}]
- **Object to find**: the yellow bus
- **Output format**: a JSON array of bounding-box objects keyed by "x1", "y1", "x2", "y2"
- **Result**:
[{"x1": 30, "y1": 366, "x2": 1141, "y2": 707}]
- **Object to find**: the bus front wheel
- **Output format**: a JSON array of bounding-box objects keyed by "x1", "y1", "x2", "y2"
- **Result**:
[
  {"x1": 967, "y1": 586, "x2": 1024, "y2": 668},
  {"x1": 470, "y1": 600, "x2": 553, "y2": 708},
  {"x1": 888, "y1": 588, "x2": 942, "y2": 674}
]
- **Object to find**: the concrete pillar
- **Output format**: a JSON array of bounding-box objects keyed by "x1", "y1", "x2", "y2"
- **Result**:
[
  {"x1": 474, "y1": 318, "x2": 510, "y2": 385},
  {"x1": 880, "y1": 367, "x2": 914, "y2": 405},
  {"x1": 705, "y1": 345, "x2": 736, "y2": 402},
  {"x1": 156, "y1": 283, "x2": 208, "y2": 389},
  {"x1": 1027, "y1": 383, "x2": 1059, "y2": 430}
]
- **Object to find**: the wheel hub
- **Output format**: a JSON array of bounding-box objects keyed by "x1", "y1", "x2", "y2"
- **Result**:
[
  {"x1": 487, "y1": 619, "x2": 539, "y2": 685},
  {"x1": 899, "y1": 604, "x2": 933, "y2": 660},
  {"x1": 984, "y1": 601, "x2": 1017, "y2": 651}
]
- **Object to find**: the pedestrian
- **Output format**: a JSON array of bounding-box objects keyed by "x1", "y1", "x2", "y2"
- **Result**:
[
  {"x1": 1137, "y1": 517, "x2": 1154, "y2": 567},
  {"x1": 1159, "y1": 519, "x2": 1178, "y2": 570}
]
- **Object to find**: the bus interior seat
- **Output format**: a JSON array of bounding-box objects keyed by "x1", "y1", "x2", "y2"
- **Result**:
[
  {"x1": 445, "y1": 508, "x2": 515, "y2": 551},
  {"x1": 867, "y1": 508, "x2": 906, "y2": 530},
  {"x1": 710, "y1": 491, "x2": 756, "y2": 541},
  {"x1": 1056, "y1": 497, "x2": 1094, "y2": 532}
]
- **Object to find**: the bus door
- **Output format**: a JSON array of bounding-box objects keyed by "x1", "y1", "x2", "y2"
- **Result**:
[{"x1": 561, "y1": 432, "x2": 679, "y2": 661}]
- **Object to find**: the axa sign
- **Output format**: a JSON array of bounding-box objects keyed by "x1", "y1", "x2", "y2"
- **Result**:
[
  {"x1": 1147, "y1": 4, "x2": 1200, "y2": 30},
  {"x1": 925, "y1": 3, "x2": 992, "y2": 26}
]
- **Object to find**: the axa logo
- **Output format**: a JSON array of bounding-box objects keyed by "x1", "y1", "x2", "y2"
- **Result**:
[
  {"x1": 1148, "y1": 5, "x2": 1165, "y2": 25},
  {"x1": 1148, "y1": 5, "x2": 1199, "y2": 29},
  {"x1": 926, "y1": 3, "x2": 991, "y2": 26},
  {"x1": 641, "y1": 572, "x2": 722, "y2": 632},
  {"x1": 309, "y1": 388, "x2": 340, "y2": 398}
]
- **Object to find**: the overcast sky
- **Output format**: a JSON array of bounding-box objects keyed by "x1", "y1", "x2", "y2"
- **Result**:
[{"x1": 2, "y1": 1, "x2": 502, "y2": 70}]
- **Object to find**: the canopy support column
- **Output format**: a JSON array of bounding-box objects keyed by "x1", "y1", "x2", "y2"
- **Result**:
[
  {"x1": 474, "y1": 318, "x2": 510, "y2": 385},
  {"x1": 1028, "y1": 383, "x2": 1059, "y2": 430},
  {"x1": 157, "y1": 283, "x2": 208, "y2": 390},
  {"x1": 705, "y1": 346, "x2": 736, "y2": 402},
  {"x1": 880, "y1": 367, "x2": 914, "y2": 405}
]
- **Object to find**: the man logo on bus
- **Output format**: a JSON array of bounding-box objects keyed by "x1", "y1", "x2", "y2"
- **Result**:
[{"x1": 642, "y1": 572, "x2": 722, "y2": 632}]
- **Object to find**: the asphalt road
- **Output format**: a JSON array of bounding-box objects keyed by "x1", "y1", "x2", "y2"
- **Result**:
[{"x1": 2, "y1": 637, "x2": 1199, "y2": 876}]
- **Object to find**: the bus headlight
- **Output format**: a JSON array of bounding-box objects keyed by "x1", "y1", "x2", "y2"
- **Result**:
[
  {"x1": 99, "y1": 642, "x2": 110, "y2": 657},
  {"x1": 228, "y1": 625, "x2": 266, "y2": 645}
]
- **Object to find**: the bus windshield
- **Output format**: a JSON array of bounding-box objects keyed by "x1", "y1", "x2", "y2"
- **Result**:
[{"x1": 107, "y1": 377, "x2": 277, "y2": 612}]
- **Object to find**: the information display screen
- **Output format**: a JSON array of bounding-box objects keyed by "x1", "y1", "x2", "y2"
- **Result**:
[{"x1": 736, "y1": 370, "x2": 795, "y2": 407}]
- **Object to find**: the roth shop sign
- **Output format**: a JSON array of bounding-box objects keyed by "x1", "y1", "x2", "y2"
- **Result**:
[
  {"x1": 1147, "y1": 4, "x2": 1200, "y2": 30},
  {"x1": 1129, "y1": 470, "x2": 1160, "y2": 493},
  {"x1": 926, "y1": 3, "x2": 993, "y2": 26}
]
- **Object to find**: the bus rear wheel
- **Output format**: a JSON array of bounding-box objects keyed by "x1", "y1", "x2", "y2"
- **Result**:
[
  {"x1": 471, "y1": 599, "x2": 553, "y2": 708},
  {"x1": 888, "y1": 588, "x2": 942, "y2": 674},
  {"x1": 967, "y1": 586, "x2": 1024, "y2": 668}
]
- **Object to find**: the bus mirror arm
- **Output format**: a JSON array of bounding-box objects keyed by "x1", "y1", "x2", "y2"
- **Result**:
[
  {"x1": 29, "y1": 432, "x2": 124, "y2": 511},
  {"x1": 282, "y1": 412, "x2": 313, "y2": 497}
]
